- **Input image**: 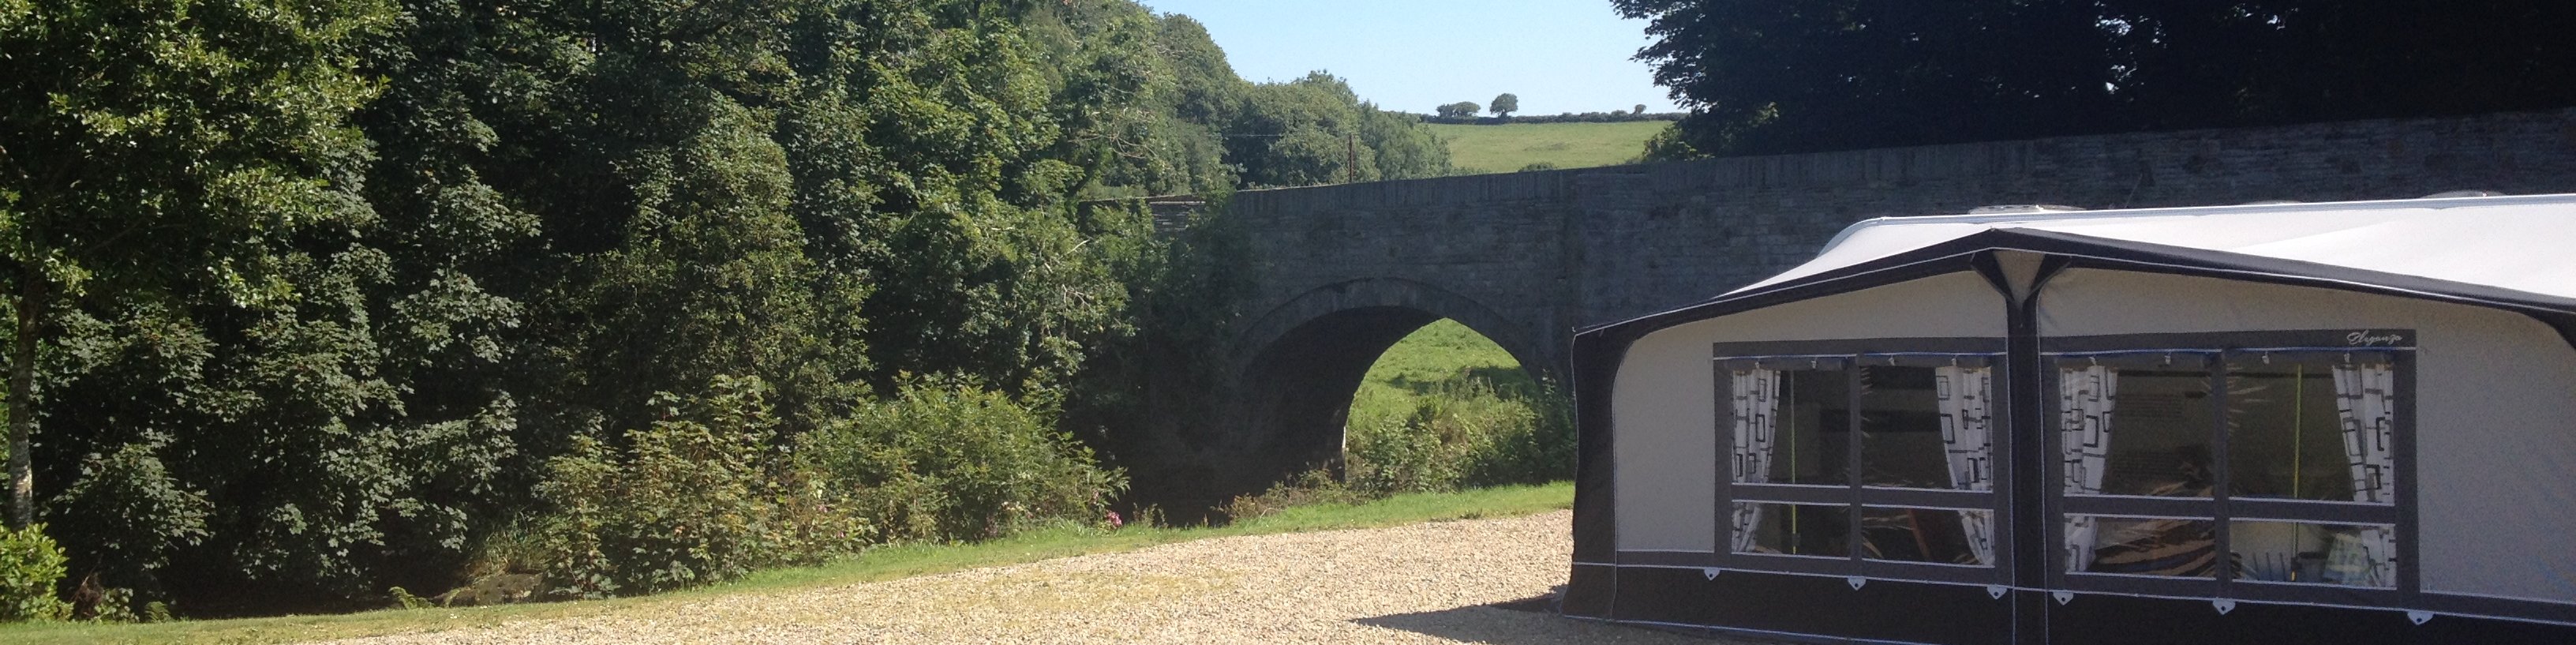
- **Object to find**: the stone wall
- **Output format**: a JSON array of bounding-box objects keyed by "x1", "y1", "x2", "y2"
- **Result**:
[
  {"x1": 1231, "y1": 108, "x2": 2576, "y2": 376},
  {"x1": 1141, "y1": 109, "x2": 2576, "y2": 507}
]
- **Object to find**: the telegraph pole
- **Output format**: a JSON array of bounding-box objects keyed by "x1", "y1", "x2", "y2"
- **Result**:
[{"x1": 1346, "y1": 133, "x2": 1357, "y2": 184}]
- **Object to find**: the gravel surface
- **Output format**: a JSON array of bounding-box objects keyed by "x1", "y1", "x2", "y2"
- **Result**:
[{"x1": 318, "y1": 510, "x2": 1758, "y2": 644}]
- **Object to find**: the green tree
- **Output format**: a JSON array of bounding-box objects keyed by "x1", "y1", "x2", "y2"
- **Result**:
[
  {"x1": 1227, "y1": 73, "x2": 1451, "y2": 187},
  {"x1": 1489, "y1": 93, "x2": 1520, "y2": 118},
  {"x1": 0, "y1": 0, "x2": 395, "y2": 529},
  {"x1": 1357, "y1": 104, "x2": 1451, "y2": 180},
  {"x1": 0, "y1": 0, "x2": 1460, "y2": 615},
  {"x1": 1616, "y1": 0, "x2": 2576, "y2": 159}
]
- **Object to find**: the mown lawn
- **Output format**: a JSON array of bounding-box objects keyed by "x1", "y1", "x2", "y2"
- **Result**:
[
  {"x1": 0, "y1": 483, "x2": 1573, "y2": 645},
  {"x1": 1430, "y1": 121, "x2": 1672, "y2": 174}
]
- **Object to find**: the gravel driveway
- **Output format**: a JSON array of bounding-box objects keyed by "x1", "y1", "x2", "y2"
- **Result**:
[{"x1": 318, "y1": 510, "x2": 1755, "y2": 644}]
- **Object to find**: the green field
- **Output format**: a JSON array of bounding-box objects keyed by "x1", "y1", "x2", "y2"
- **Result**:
[
  {"x1": 1345, "y1": 319, "x2": 1536, "y2": 430},
  {"x1": 1430, "y1": 121, "x2": 1674, "y2": 174}
]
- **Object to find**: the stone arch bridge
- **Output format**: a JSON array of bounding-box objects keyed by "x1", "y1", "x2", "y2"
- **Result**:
[{"x1": 1114, "y1": 110, "x2": 2576, "y2": 508}]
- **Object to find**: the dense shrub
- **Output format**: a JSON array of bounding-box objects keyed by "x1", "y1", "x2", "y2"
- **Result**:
[
  {"x1": 1219, "y1": 468, "x2": 1368, "y2": 521},
  {"x1": 0, "y1": 525, "x2": 69, "y2": 622},
  {"x1": 799, "y1": 377, "x2": 1125, "y2": 542},
  {"x1": 46, "y1": 436, "x2": 210, "y2": 606},
  {"x1": 534, "y1": 377, "x2": 869, "y2": 598},
  {"x1": 1343, "y1": 380, "x2": 1572, "y2": 497},
  {"x1": 1225, "y1": 377, "x2": 1572, "y2": 521},
  {"x1": 1462, "y1": 382, "x2": 1576, "y2": 487}
]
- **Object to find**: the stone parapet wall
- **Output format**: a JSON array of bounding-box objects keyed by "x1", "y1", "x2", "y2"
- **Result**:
[
  {"x1": 1231, "y1": 109, "x2": 2576, "y2": 376},
  {"x1": 1125, "y1": 109, "x2": 2576, "y2": 506}
]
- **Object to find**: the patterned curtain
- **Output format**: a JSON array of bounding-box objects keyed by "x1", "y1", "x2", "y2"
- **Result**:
[
  {"x1": 2059, "y1": 365, "x2": 2118, "y2": 572},
  {"x1": 1728, "y1": 367, "x2": 1779, "y2": 553},
  {"x1": 1936, "y1": 365, "x2": 1996, "y2": 566},
  {"x1": 2333, "y1": 362, "x2": 2398, "y2": 584}
]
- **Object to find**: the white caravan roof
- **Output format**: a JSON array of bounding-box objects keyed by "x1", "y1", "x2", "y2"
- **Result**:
[{"x1": 1735, "y1": 193, "x2": 2576, "y2": 302}]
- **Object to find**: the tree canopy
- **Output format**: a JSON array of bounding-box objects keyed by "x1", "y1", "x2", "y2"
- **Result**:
[
  {"x1": 0, "y1": 0, "x2": 1451, "y2": 615},
  {"x1": 1617, "y1": 0, "x2": 2576, "y2": 159},
  {"x1": 1489, "y1": 93, "x2": 1520, "y2": 118}
]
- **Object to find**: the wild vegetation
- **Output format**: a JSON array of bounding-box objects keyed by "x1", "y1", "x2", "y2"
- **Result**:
[
  {"x1": 0, "y1": 0, "x2": 1457, "y2": 621},
  {"x1": 1225, "y1": 321, "x2": 1571, "y2": 519}
]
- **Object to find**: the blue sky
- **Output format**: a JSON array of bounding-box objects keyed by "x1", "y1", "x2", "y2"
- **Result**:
[{"x1": 1133, "y1": 1, "x2": 1681, "y2": 116}]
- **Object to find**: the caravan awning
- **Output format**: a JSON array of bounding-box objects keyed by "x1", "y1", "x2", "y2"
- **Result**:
[
  {"x1": 1580, "y1": 193, "x2": 2576, "y2": 345},
  {"x1": 1735, "y1": 193, "x2": 2576, "y2": 302}
]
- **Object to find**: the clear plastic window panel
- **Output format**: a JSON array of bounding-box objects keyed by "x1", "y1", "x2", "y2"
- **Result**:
[
  {"x1": 2229, "y1": 520, "x2": 2397, "y2": 588},
  {"x1": 2067, "y1": 514, "x2": 2221, "y2": 578},
  {"x1": 1859, "y1": 366, "x2": 1947, "y2": 488},
  {"x1": 2227, "y1": 361, "x2": 2397, "y2": 504},
  {"x1": 2061, "y1": 366, "x2": 2218, "y2": 498},
  {"x1": 1862, "y1": 506, "x2": 1994, "y2": 566},
  {"x1": 1765, "y1": 369, "x2": 1852, "y2": 486},
  {"x1": 1734, "y1": 502, "x2": 1850, "y2": 557}
]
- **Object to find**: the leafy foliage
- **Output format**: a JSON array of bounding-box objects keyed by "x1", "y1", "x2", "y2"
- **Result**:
[
  {"x1": 0, "y1": 0, "x2": 1406, "y2": 617},
  {"x1": 0, "y1": 523, "x2": 66, "y2": 621},
  {"x1": 44, "y1": 437, "x2": 208, "y2": 602},
  {"x1": 799, "y1": 377, "x2": 1124, "y2": 542},
  {"x1": 1618, "y1": 0, "x2": 2576, "y2": 158},
  {"x1": 535, "y1": 376, "x2": 869, "y2": 598},
  {"x1": 1489, "y1": 93, "x2": 1520, "y2": 118},
  {"x1": 530, "y1": 373, "x2": 1121, "y2": 600},
  {"x1": 1345, "y1": 377, "x2": 1572, "y2": 497},
  {"x1": 1224, "y1": 73, "x2": 1455, "y2": 187},
  {"x1": 1056, "y1": 195, "x2": 1256, "y2": 504}
]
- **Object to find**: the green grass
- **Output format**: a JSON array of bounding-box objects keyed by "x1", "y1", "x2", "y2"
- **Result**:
[
  {"x1": 1345, "y1": 319, "x2": 1535, "y2": 430},
  {"x1": 1430, "y1": 121, "x2": 1674, "y2": 174},
  {"x1": 0, "y1": 483, "x2": 1573, "y2": 645}
]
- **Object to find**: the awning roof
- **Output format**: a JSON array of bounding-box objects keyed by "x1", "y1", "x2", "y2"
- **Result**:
[
  {"x1": 1734, "y1": 193, "x2": 2576, "y2": 301},
  {"x1": 1582, "y1": 193, "x2": 2576, "y2": 340}
]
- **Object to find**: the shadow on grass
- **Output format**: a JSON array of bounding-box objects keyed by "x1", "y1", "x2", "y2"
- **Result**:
[{"x1": 1383, "y1": 367, "x2": 1543, "y2": 398}]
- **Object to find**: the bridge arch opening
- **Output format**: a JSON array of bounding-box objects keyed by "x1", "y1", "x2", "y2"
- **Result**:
[
  {"x1": 1338, "y1": 319, "x2": 1563, "y2": 490},
  {"x1": 1221, "y1": 278, "x2": 1565, "y2": 499}
]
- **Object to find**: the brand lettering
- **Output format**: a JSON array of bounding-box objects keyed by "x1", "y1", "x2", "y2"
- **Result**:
[{"x1": 2346, "y1": 331, "x2": 2405, "y2": 347}]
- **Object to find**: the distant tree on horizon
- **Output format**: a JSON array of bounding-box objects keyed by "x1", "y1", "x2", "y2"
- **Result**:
[
  {"x1": 1490, "y1": 93, "x2": 1519, "y2": 118},
  {"x1": 1436, "y1": 101, "x2": 1481, "y2": 118}
]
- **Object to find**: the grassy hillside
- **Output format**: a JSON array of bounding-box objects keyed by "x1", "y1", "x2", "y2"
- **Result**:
[
  {"x1": 1346, "y1": 319, "x2": 1537, "y2": 430},
  {"x1": 1429, "y1": 121, "x2": 1673, "y2": 174}
]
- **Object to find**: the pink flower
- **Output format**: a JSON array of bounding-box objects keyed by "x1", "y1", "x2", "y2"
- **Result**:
[{"x1": 1106, "y1": 511, "x2": 1124, "y2": 528}]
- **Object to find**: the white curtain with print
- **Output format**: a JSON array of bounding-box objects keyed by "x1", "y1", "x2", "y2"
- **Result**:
[
  {"x1": 2059, "y1": 365, "x2": 2118, "y2": 572},
  {"x1": 2333, "y1": 362, "x2": 2398, "y2": 585},
  {"x1": 1728, "y1": 368, "x2": 1780, "y2": 553},
  {"x1": 1935, "y1": 365, "x2": 1996, "y2": 566}
]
